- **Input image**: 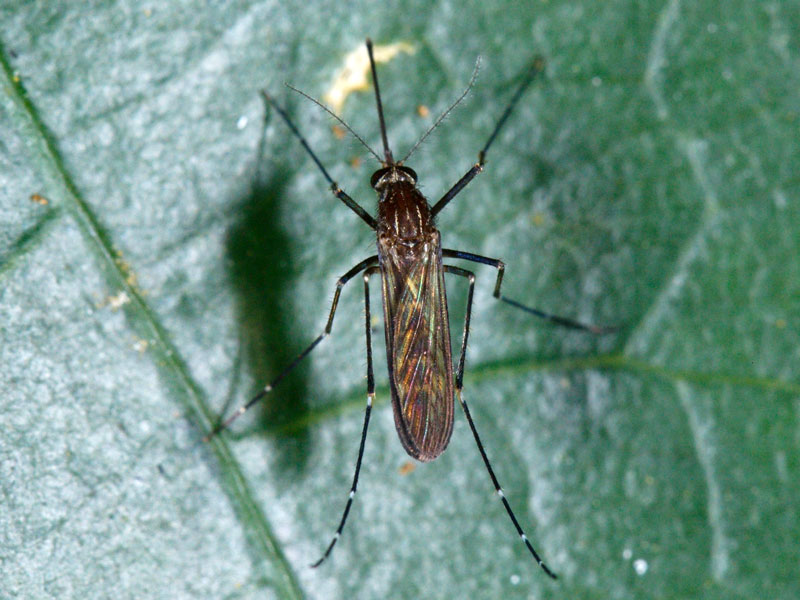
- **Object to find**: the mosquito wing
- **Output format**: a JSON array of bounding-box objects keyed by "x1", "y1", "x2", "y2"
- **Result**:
[{"x1": 379, "y1": 233, "x2": 455, "y2": 462}]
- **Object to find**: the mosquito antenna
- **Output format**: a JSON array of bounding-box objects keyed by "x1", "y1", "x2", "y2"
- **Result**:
[
  {"x1": 286, "y1": 84, "x2": 383, "y2": 164},
  {"x1": 366, "y1": 38, "x2": 394, "y2": 164},
  {"x1": 400, "y1": 56, "x2": 481, "y2": 164}
]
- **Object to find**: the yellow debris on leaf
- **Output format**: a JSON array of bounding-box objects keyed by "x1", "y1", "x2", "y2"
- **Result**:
[
  {"x1": 398, "y1": 461, "x2": 416, "y2": 476},
  {"x1": 323, "y1": 41, "x2": 415, "y2": 115}
]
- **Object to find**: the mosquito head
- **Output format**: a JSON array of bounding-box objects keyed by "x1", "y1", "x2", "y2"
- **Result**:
[{"x1": 370, "y1": 164, "x2": 418, "y2": 190}]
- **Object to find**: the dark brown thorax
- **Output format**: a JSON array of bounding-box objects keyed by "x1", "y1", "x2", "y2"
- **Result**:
[{"x1": 373, "y1": 165, "x2": 437, "y2": 251}]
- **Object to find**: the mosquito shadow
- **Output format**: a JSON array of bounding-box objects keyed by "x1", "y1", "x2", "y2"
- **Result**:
[{"x1": 225, "y1": 172, "x2": 312, "y2": 475}]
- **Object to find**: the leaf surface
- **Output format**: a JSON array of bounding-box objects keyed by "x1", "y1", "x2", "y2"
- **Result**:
[{"x1": 1, "y1": 2, "x2": 798, "y2": 598}]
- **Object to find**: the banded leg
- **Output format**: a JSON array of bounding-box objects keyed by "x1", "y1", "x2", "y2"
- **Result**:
[
  {"x1": 312, "y1": 265, "x2": 380, "y2": 567},
  {"x1": 261, "y1": 92, "x2": 377, "y2": 229},
  {"x1": 445, "y1": 264, "x2": 558, "y2": 579},
  {"x1": 205, "y1": 255, "x2": 378, "y2": 441},
  {"x1": 431, "y1": 57, "x2": 546, "y2": 217},
  {"x1": 444, "y1": 249, "x2": 612, "y2": 334}
]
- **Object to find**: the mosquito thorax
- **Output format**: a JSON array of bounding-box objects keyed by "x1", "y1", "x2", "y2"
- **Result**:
[{"x1": 374, "y1": 164, "x2": 436, "y2": 246}]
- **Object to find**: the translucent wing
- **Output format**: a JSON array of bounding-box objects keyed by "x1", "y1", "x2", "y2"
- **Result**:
[{"x1": 379, "y1": 233, "x2": 454, "y2": 462}]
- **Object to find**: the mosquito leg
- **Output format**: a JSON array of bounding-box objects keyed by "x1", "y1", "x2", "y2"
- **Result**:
[
  {"x1": 204, "y1": 255, "x2": 379, "y2": 441},
  {"x1": 444, "y1": 264, "x2": 557, "y2": 579},
  {"x1": 443, "y1": 249, "x2": 614, "y2": 334},
  {"x1": 458, "y1": 388, "x2": 558, "y2": 579},
  {"x1": 444, "y1": 265, "x2": 477, "y2": 389},
  {"x1": 261, "y1": 92, "x2": 378, "y2": 229},
  {"x1": 311, "y1": 265, "x2": 381, "y2": 567},
  {"x1": 431, "y1": 57, "x2": 546, "y2": 217}
]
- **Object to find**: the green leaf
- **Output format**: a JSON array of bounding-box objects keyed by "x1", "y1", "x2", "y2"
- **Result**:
[{"x1": 2, "y1": 2, "x2": 798, "y2": 599}]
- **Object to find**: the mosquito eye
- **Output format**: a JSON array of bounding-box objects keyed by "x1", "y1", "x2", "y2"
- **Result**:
[
  {"x1": 370, "y1": 168, "x2": 389, "y2": 188},
  {"x1": 399, "y1": 166, "x2": 418, "y2": 182}
]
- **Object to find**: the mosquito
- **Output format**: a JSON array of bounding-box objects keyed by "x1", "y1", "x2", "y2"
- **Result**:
[{"x1": 207, "y1": 38, "x2": 611, "y2": 579}]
